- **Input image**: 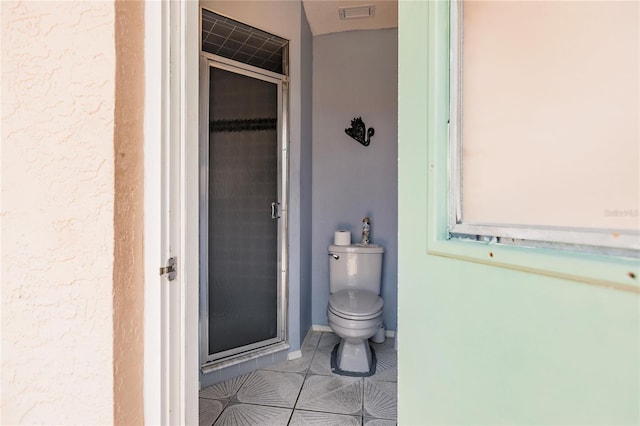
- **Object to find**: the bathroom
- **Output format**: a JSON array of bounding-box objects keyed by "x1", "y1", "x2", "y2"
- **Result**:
[
  {"x1": 5, "y1": 0, "x2": 638, "y2": 424},
  {"x1": 199, "y1": 0, "x2": 398, "y2": 386}
]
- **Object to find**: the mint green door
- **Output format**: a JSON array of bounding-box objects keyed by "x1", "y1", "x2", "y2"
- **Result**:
[{"x1": 398, "y1": 2, "x2": 639, "y2": 424}]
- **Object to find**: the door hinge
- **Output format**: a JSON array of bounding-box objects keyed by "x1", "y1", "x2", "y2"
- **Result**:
[{"x1": 160, "y1": 257, "x2": 177, "y2": 281}]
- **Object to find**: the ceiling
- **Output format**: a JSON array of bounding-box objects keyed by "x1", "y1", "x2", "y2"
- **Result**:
[{"x1": 302, "y1": 0, "x2": 398, "y2": 36}]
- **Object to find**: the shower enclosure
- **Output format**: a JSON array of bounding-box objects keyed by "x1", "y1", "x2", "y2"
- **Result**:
[{"x1": 199, "y1": 9, "x2": 289, "y2": 366}]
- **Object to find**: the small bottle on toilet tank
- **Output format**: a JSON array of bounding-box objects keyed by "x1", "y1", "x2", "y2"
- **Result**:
[{"x1": 361, "y1": 216, "x2": 370, "y2": 246}]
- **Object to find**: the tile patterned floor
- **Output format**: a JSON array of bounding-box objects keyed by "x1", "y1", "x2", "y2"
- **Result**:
[{"x1": 200, "y1": 331, "x2": 397, "y2": 426}]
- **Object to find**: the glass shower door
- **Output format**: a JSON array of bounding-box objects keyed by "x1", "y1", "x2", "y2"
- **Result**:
[{"x1": 200, "y1": 59, "x2": 285, "y2": 362}]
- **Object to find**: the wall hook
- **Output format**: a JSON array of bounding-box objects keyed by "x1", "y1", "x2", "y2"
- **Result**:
[{"x1": 345, "y1": 117, "x2": 374, "y2": 147}]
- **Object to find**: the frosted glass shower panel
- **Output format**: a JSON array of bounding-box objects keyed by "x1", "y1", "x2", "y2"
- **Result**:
[{"x1": 208, "y1": 67, "x2": 278, "y2": 355}]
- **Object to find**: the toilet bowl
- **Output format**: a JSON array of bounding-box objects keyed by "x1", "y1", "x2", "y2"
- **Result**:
[
  {"x1": 327, "y1": 243, "x2": 384, "y2": 376},
  {"x1": 327, "y1": 289, "x2": 383, "y2": 374}
]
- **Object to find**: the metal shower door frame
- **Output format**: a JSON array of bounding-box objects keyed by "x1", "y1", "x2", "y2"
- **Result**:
[{"x1": 198, "y1": 52, "x2": 289, "y2": 366}]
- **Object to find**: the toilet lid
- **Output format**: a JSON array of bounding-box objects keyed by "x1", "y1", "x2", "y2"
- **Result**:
[{"x1": 328, "y1": 289, "x2": 383, "y2": 318}]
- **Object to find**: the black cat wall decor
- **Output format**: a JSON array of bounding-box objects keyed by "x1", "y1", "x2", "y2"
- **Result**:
[{"x1": 345, "y1": 117, "x2": 374, "y2": 147}]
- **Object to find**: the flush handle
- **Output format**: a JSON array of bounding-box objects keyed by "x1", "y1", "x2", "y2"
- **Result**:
[
  {"x1": 271, "y1": 202, "x2": 280, "y2": 219},
  {"x1": 329, "y1": 253, "x2": 339, "y2": 260}
]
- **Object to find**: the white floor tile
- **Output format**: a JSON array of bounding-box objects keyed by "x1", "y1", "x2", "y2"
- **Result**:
[
  {"x1": 364, "y1": 418, "x2": 396, "y2": 426},
  {"x1": 198, "y1": 331, "x2": 397, "y2": 426},
  {"x1": 289, "y1": 409, "x2": 361, "y2": 426},
  {"x1": 369, "y1": 342, "x2": 397, "y2": 382},
  {"x1": 296, "y1": 375, "x2": 363, "y2": 416},
  {"x1": 200, "y1": 374, "x2": 249, "y2": 400},
  {"x1": 309, "y1": 347, "x2": 335, "y2": 376},
  {"x1": 364, "y1": 380, "x2": 397, "y2": 420},
  {"x1": 199, "y1": 398, "x2": 226, "y2": 426},
  {"x1": 263, "y1": 347, "x2": 314, "y2": 373},
  {"x1": 317, "y1": 332, "x2": 341, "y2": 350},
  {"x1": 214, "y1": 403, "x2": 291, "y2": 426},
  {"x1": 235, "y1": 370, "x2": 304, "y2": 408},
  {"x1": 301, "y1": 330, "x2": 323, "y2": 351}
]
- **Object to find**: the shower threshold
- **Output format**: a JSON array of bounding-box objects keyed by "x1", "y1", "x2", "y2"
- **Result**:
[{"x1": 200, "y1": 341, "x2": 290, "y2": 375}]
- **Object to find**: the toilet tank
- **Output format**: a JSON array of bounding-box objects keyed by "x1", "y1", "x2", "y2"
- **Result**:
[{"x1": 328, "y1": 244, "x2": 384, "y2": 294}]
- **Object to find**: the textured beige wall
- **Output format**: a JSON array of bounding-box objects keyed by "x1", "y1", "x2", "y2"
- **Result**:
[
  {"x1": 1, "y1": 1, "x2": 116, "y2": 424},
  {"x1": 113, "y1": 0, "x2": 145, "y2": 423}
]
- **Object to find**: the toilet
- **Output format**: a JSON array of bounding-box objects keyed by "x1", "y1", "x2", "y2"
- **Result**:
[{"x1": 327, "y1": 243, "x2": 384, "y2": 376}]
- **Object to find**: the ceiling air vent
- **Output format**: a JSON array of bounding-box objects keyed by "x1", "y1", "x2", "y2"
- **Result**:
[{"x1": 338, "y1": 4, "x2": 375, "y2": 20}]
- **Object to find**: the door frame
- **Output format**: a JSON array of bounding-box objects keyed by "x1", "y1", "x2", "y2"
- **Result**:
[
  {"x1": 198, "y1": 54, "x2": 290, "y2": 365},
  {"x1": 143, "y1": 1, "x2": 199, "y2": 424}
]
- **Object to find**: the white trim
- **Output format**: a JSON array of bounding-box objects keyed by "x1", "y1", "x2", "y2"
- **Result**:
[
  {"x1": 451, "y1": 223, "x2": 640, "y2": 253},
  {"x1": 144, "y1": 2, "x2": 199, "y2": 425},
  {"x1": 200, "y1": 341, "x2": 290, "y2": 375},
  {"x1": 287, "y1": 350, "x2": 302, "y2": 361},
  {"x1": 181, "y1": 2, "x2": 200, "y2": 425}
]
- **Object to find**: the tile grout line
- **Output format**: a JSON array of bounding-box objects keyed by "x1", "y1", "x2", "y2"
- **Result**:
[
  {"x1": 209, "y1": 371, "x2": 253, "y2": 425},
  {"x1": 362, "y1": 375, "x2": 366, "y2": 423},
  {"x1": 286, "y1": 331, "x2": 323, "y2": 426},
  {"x1": 201, "y1": 332, "x2": 396, "y2": 426}
]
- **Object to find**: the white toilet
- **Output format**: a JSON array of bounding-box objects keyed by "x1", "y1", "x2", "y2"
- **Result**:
[{"x1": 327, "y1": 243, "x2": 384, "y2": 376}]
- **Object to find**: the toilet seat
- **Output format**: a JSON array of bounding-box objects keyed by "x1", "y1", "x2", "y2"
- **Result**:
[{"x1": 328, "y1": 289, "x2": 383, "y2": 320}]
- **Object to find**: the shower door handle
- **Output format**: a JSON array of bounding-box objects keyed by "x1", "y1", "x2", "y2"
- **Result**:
[{"x1": 271, "y1": 202, "x2": 280, "y2": 219}]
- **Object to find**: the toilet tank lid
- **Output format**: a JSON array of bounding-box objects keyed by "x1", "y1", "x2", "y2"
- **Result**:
[{"x1": 328, "y1": 243, "x2": 384, "y2": 254}]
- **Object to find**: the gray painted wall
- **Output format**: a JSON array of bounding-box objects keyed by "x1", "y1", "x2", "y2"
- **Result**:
[
  {"x1": 298, "y1": 8, "x2": 313, "y2": 346},
  {"x1": 312, "y1": 29, "x2": 398, "y2": 330}
]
